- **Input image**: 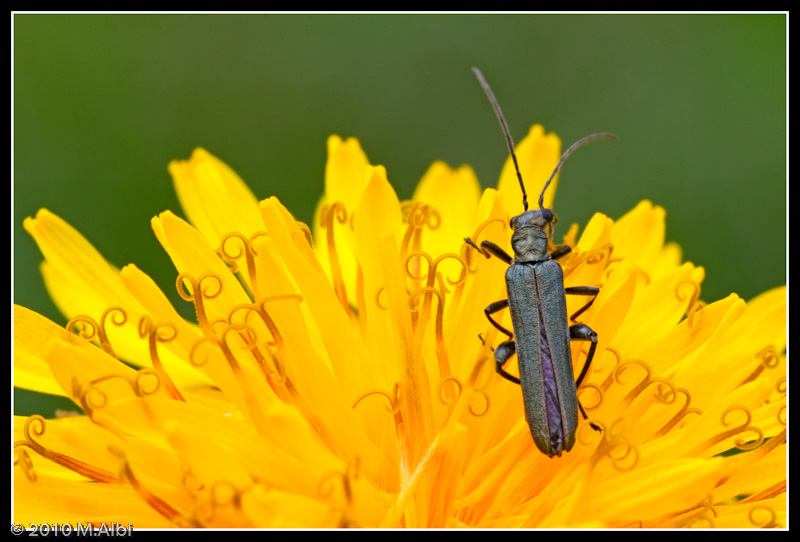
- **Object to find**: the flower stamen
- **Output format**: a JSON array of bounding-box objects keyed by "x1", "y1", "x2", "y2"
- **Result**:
[
  {"x1": 14, "y1": 415, "x2": 117, "y2": 483},
  {"x1": 320, "y1": 202, "x2": 351, "y2": 316},
  {"x1": 176, "y1": 273, "x2": 223, "y2": 335},
  {"x1": 14, "y1": 447, "x2": 37, "y2": 482},
  {"x1": 399, "y1": 202, "x2": 439, "y2": 261},
  {"x1": 138, "y1": 316, "x2": 184, "y2": 401},
  {"x1": 227, "y1": 296, "x2": 302, "y2": 389},
  {"x1": 653, "y1": 387, "x2": 702, "y2": 437},
  {"x1": 676, "y1": 280, "x2": 703, "y2": 326},
  {"x1": 190, "y1": 325, "x2": 270, "y2": 438},
  {"x1": 67, "y1": 306, "x2": 127, "y2": 359},
  {"x1": 220, "y1": 231, "x2": 268, "y2": 301},
  {"x1": 463, "y1": 218, "x2": 506, "y2": 272},
  {"x1": 739, "y1": 345, "x2": 781, "y2": 385}
]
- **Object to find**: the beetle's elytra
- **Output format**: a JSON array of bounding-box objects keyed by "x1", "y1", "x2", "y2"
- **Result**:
[{"x1": 466, "y1": 68, "x2": 615, "y2": 457}]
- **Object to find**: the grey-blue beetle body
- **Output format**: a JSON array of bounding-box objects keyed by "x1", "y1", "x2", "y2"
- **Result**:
[{"x1": 466, "y1": 68, "x2": 615, "y2": 457}]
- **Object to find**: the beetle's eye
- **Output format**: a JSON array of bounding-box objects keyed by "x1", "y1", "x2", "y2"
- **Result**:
[
  {"x1": 541, "y1": 209, "x2": 554, "y2": 222},
  {"x1": 510, "y1": 217, "x2": 517, "y2": 229}
]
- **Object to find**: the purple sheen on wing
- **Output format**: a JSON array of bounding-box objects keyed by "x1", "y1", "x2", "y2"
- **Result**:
[{"x1": 538, "y1": 304, "x2": 563, "y2": 456}]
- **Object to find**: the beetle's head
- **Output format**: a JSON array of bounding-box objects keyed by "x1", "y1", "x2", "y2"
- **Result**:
[
  {"x1": 510, "y1": 208, "x2": 556, "y2": 262},
  {"x1": 510, "y1": 208, "x2": 556, "y2": 231}
]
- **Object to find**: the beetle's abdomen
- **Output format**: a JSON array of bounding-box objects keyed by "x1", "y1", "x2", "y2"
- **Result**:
[{"x1": 505, "y1": 261, "x2": 578, "y2": 457}]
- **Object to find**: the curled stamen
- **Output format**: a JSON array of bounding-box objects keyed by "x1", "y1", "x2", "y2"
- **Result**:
[
  {"x1": 352, "y1": 390, "x2": 397, "y2": 413},
  {"x1": 138, "y1": 316, "x2": 183, "y2": 400},
  {"x1": 593, "y1": 346, "x2": 622, "y2": 392},
  {"x1": 757, "y1": 345, "x2": 780, "y2": 369},
  {"x1": 79, "y1": 371, "x2": 164, "y2": 414},
  {"x1": 177, "y1": 273, "x2": 223, "y2": 335},
  {"x1": 320, "y1": 201, "x2": 351, "y2": 316},
  {"x1": 685, "y1": 404, "x2": 764, "y2": 456},
  {"x1": 468, "y1": 392, "x2": 490, "y2": 416},
  {"x1": 602, "y1": 258, "x2": 623, "y2": 280},
  {"x1": 654, "y1": 388, "x2": 702, "y2": 437},
  {"x1": 321, "y1": 201, "x2": 348, "y2": 227},
  {"x1": 650, "y1": 379, "x2": 679, "y2": 405},
  {"x1": 409, "y1": 279, "x2": 452, "y2": 381},
  {"x1": 401, "y1": 201, "x2": 441, "y2": 230},
  {"x1": 80, "y1": 382, "x2": 109, "y2": 412},
  {"x1": 405, "y1": 251, "x2": 433, "y2": 282},
  {"x1": 602, "y1": 436, "x2": 639, "y2": 472},
  {"x1": 685, "y1": 515, "x2": 715, "y2": 528},
  {"x1": 295, "y1": 221, "x2": 313, "y2": 247},
  {"x1": 439, "y1": 377, "x2": 462, "y2": 406},
  {"x1": 438, "y1": 374, "x2": 489, "y2": 417},
  {"x1": 740, "y1": 345, "x2": 782, "y2": 386},
  {"x1": 722, "y1": 406, "x2": 764, "y2": 451},
  {"x1": 66, "y1": 316, "x2": 97, "y2": 340},
  {"x1": 133, "y1": 369, "x2": 163, "y2": 397},
  {"x1": 748, "y1": 506, "x2": 777, "y2": 528},
  {"x1": 375, "y1": 286, "x2": 389, "y2": 310},
  {"x1": 14, "y1": 415, "x2": 117, "y2": 483},
  {"x1": 222, "y1": 231, "x2": 269, "y2": 300},
  {"x1": 67, "y1": 306, "x2": 127, "y2": 359},
  {"x1": 776, "y1": 377, "x2": 786, "y2": 426},
  {"x1": 181, "y1": 466, "x2": 205, "y2": 494},
  {"x1": 190, "y1": 325, "x2": 271, "y2": 437},
  {"x1": 400, "y1": 203, "x2": 439, "y2": 260},
  {"x1": 587, "y1": 244, "x2": 613, "y2": 265},
  {"x1": 613, "y1": 359, "x2": 657, "y2": 407},
  {"x1": 22, "y1": 415, "x2": 46, "y2": 446},
  {"x1": 676, "y1": 280, "x2": 702, "y2": 320},
  {"x1": 227, "y1": 296, "x2": 302, "y2": 386},
  {"x1": 405, "y1": 202, "x2": 432, "y2": 229},
  {"x1": 220, "y1": 232, "x2": 248, "y2": 262},
  {"x1": 680, "y1": 496, "x2": 718, "y2": 528},
  {"x1": 209, "y1": 318, "x2": 230, "y2": 335},
  {"x1": 216, "y1": 247, "x2": 240, "y2": 273},
  {"x1": 463, "y1": 218, "x2": 506, "y2": 271},
  {"x1": 408, "y1": 285, "x2": 443, "y2": 313},
  {"x1": 352, "y1": 382, "x2": 402, "y2": 415},
  {"x1": 427, "y1": 253, "x2": 470, "y2": 288},
  {"x1": 577, "y1": 383, "x2": 604, "y2": 410},
  {"x1": 14, "y1": 447, "x2": 37, "y2": 482},
  {"x1": 686, "y1": 300, "x2": 707, "y2": 328},
  {"x1": 405, "y1": 253, "x2": 458, "y2": 346},
  {"x1": 566, "y1": 244, "x2": 613, "y2": 274}
]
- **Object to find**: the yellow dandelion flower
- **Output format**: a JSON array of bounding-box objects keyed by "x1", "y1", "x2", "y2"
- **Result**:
[{"x1": 14, "y1": 123, "x2": 785, "y2": 529}]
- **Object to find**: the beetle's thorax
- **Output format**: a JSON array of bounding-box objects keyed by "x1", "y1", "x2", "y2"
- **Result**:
[{"x1": 510, "y1": 209, "x2": 554, "y2": 263}]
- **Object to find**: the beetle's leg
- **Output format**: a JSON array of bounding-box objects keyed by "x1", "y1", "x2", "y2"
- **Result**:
[
  {"x1": 570, "y1": 323, "x2": 602, "y2": 433},
  {"x1": 464, "y1": 238, "x2": 513, "y2": 265},
  {"x1": 569, "y1": 323, "x2": 597, "y2": 389},
  {"x1": 494, "y1": 340, "x2": 520, "y2": 385},
  {"x1": 578, "y1": 400, "x2": 602, "y2": 432},
  {"x1": 484, "y1": 299, "x2": 513, "y2": 339},
  {"x1": 549, "y1": 244, "x2": 572, "y2": 260},
  {"x1": 564, "y1": 286, "x2": 600, "y2": 322}
]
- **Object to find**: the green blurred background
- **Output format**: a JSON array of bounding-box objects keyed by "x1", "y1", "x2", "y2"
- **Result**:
[{"x1": 14, "y1": 15, "x2": 786, "y2": 415}]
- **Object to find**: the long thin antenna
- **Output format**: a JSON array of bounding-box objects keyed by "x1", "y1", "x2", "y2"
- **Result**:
[
  {"x1": 472, "y1": 67, "x2": 529, "y2": 211},
  {"x1": 537, "y1": 133, "x2": 617, "y2": 210}
]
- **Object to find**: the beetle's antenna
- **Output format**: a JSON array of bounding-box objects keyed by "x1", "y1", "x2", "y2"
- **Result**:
[
  {"x1": 538, "y1": 133, "x2": 617, "y2": 211},
  {"x1": 472, "y1": 67, "x2": 529, "y2": 212}
]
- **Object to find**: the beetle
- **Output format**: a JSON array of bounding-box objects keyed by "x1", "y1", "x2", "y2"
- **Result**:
[{"x1": 466, "y1": 68, "x2": 615, "y2": 457}]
